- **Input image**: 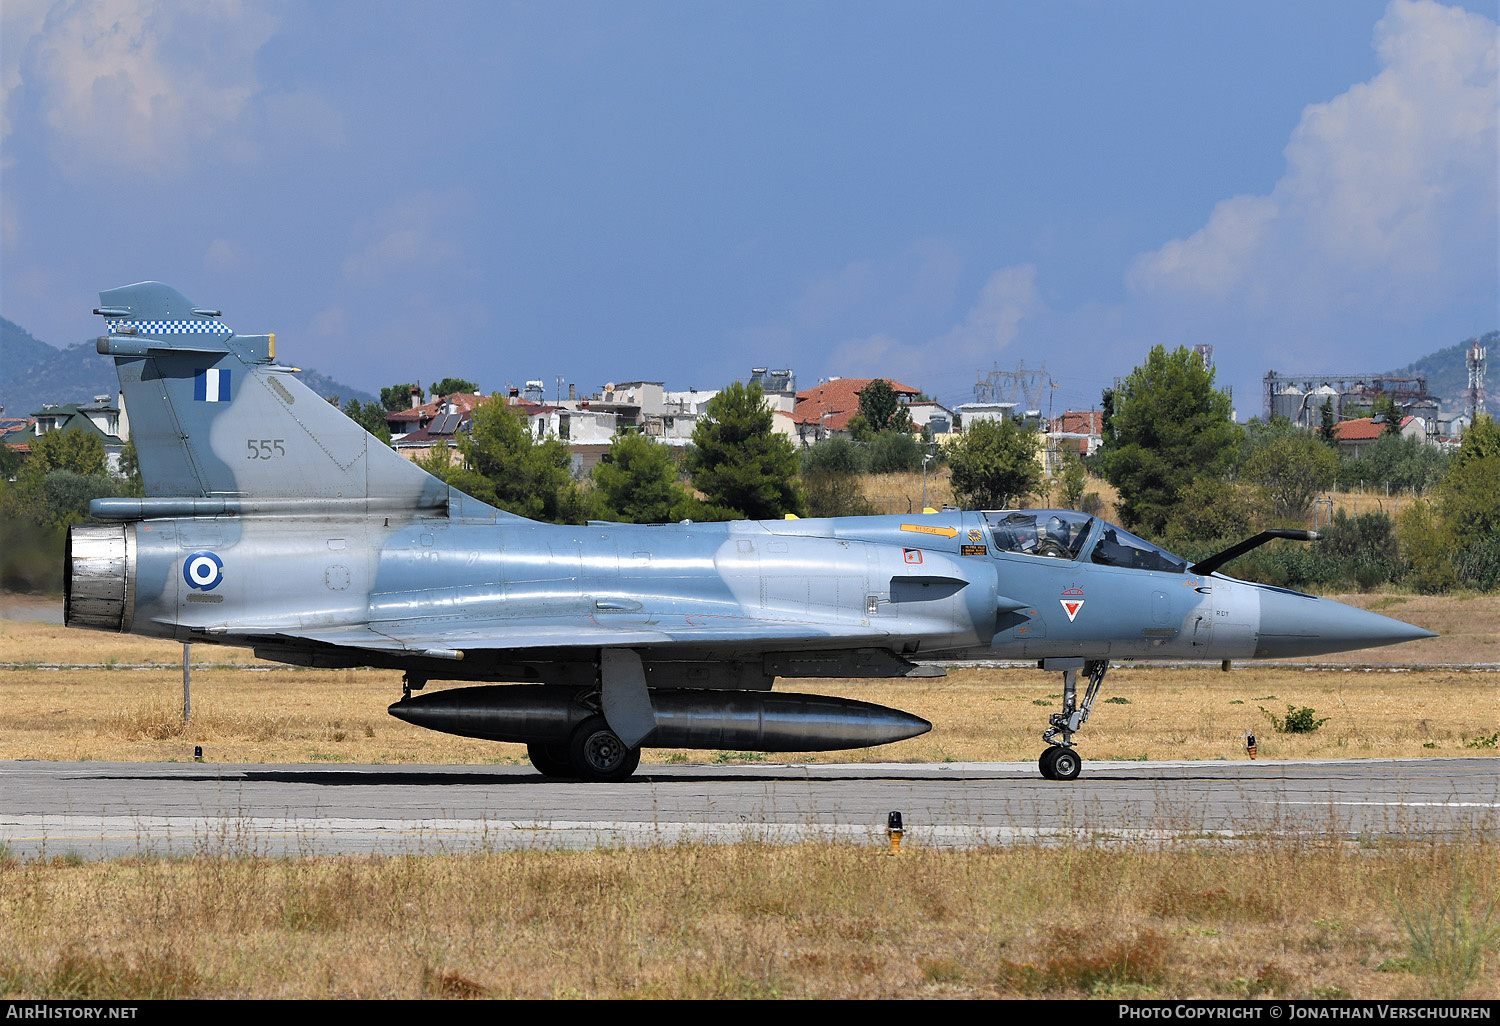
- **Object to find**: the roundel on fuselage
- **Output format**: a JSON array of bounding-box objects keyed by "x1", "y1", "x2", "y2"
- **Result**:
[{"x1": 184, "y1": 551, "x2": 224, "y2": 591}]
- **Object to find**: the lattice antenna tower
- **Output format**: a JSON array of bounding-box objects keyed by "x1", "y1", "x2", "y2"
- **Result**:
[
  {"x1": 1467, "y1": 340, "x2": 1487, "y2": 420},
  {"x1": 973, "y1": 361, "x2": 1054, "y2": 409}
]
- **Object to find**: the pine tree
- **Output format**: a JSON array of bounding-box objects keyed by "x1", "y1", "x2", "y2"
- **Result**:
[
  {"x1": 686, "y1": 381, "x2": 804, "y2": 520},
  {"x1": 1098, "y1": 345, "x2": 1242, "y2": 535},
  {"x1": 593, "y1": 433, "x2": 690, "y2": 523}
]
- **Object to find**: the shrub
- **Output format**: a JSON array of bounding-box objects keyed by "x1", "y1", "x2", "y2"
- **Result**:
[
  {"x1": 866, "y1": 430, "x2": 924, "y2": 474},
  {"x1": 1260, "y1": 704, "x2": 1329, "y2": 734},
  {"x1": 799, "y1": 435, "x2": 867, "y2": 477}
]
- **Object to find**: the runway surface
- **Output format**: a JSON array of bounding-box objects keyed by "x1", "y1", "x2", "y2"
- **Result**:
[{"x1": 1, "y1": 757, "x2": 1495, "y2": 860}]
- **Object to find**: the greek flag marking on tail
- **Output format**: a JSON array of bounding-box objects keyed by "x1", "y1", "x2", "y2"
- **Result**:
[
  {"x1": 110, "y1": 319, "x2": 232, "y2": 335},
  {"x1": 194, "y1": 368, "x2": 231, "y2": 402}
]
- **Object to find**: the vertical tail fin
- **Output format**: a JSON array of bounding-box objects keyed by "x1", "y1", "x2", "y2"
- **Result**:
[{"x1": 95, "y1": 282, "x2": 500, "y2": 517}]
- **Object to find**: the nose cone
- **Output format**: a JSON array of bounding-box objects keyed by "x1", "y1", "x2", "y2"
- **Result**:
[{"x1": 1256, "y1": 588, "x2": 1437, "y2": 658}]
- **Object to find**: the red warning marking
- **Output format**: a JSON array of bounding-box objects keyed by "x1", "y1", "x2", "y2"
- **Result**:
[
  {"x1": 1060, "y1": 599, "x2": 1084, "y2": 622},
  {"x1": 903, "y1": 549, "x2": 923, "y2": 564}
]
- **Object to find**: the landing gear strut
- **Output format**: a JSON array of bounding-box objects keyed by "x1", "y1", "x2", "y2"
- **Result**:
[
  {"x1": 401, "y1": 673, "x2": 427, "y2": 702},
  {"x1": 1038, "y1": 658, "x2": 1108, "y2": 781}
]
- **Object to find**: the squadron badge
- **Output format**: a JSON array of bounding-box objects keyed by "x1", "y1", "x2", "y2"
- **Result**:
[{"x1": 1059, "y1": 586, "x2": 1084, "y2": 622}]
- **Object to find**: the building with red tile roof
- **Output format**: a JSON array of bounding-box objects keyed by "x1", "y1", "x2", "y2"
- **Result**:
[
  {"x1": 1049, "y1": 410, "x2": 1104, "y2": 436},
  {"x1": 1331, "y1": 415, "x2": 1425, "y2": 457},
  {"x1": 791, "y1": 377, "x2": 921, "y2": 444}
]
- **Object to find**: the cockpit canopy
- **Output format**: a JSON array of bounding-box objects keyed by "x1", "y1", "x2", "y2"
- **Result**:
[
  {"x1": 984, "y1": 510, "x2": 1093, "y2": 560},
  {"x1": 982, "y1": 509, "x2": 1190, "y2": 574}
]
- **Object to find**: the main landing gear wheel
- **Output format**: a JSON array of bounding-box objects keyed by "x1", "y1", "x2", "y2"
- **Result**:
[
  {"x1": 526, "y1": 742, "x2": 574, "y2": 778},
  {"x1": 1036, "y1": 658, "x2": 1108, "y2": 781},
  {"x1": 1039, "y1": 745, "x2": 1081, "y2": 781},
  {"x1": 567, "y1": 716, "x2": 642, "y2": 782}
]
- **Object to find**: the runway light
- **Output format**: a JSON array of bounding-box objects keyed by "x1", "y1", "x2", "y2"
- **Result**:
[
  {"x1": 887, "y1": 811, "x2": 904, "y2": 855},
  {"x1": 194, "y1": 745, "x2": 204, "y2": 763},
  {"x1": 1244, "y1": 733, "x2": 1257, "y2": 760}
]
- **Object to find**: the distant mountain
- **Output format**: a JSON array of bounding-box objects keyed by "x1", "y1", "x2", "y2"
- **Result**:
[
  {"x1": 1, "y1": 317, "x2": 56, "y2": 379},
  {"x1": 1384, "y1": 330, "x2": 1496, "y2": 415},
  {"x1": 0, "y1": 315, "x2": 377, "y2": 419},
  {"x1": 293, "y1": 369, "x2": 380, "y2": 408}
]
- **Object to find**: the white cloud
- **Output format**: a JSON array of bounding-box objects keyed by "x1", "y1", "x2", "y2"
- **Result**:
[
  {"x1": 341, "y1": 190, "x2": 474, "y2": 286},
  {"x1": 204, "y1": 238, "x2": 240, "y2": 270},
  {"x1": 826, "y1": 264, "x2": 1045, "y2": 386},
  {"x1": 1128, "y1": 0, "x2": 1497, "y2": 326},
  {"x1": 0, "y1": 0, "x2": 51, "y2": 158},
  {"x1": 729, "y1": 241, "x2": 969, "y2": 371},
  {"x1": 790, "y1": 241, "x2": 964, "y2": 333},
  {"x1": 6, "y1": 0, "x2": 335, "y2": 176},
  {"x1": 311, "y1": 306, "x2": 346, "y2": 337}
]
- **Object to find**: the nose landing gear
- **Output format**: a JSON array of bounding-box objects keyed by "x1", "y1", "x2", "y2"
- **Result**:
[{"x1": 1037, "y1": 658, "x2": 1108, "y2": 781}]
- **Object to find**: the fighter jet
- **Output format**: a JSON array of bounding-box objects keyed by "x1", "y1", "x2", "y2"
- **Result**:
[{"x1": 67, "y1": 283, "x2": 1435, "y2": 781}]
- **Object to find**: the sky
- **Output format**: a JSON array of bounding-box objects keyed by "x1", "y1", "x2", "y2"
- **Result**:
[{"x1": 2, "y1": 0, "x2": 1496, "y2": 419}]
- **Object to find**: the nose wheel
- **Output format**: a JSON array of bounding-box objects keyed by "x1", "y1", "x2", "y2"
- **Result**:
[
  {"x1": 1036, "y1": 659, "x2": 1108, "y2": 781},
  {"x1": 1038, "y1": 745, "x2": 1081, "y2": 780}
]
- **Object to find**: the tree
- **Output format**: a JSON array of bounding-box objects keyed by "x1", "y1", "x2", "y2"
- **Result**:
[
  {"x1": 686, "y1": 381, "x2": 804, "y2": 520},
  {"x1": 946, "y1": 417, "x2": 1042, "y2": 510},
  {"x1": 381, "y1": 383, "x2": 421, "y2": 412},
  {"x1": 431, "y1": 377, "x2": 479, "y2": 398},
  {"x1": 458, "y1": 400, "x2": 581, "y2": 522},
  {"x1": 1318, "y1": 399, "x2": 1338, "y2": 447},
  {"x1": 1437, "y1": 415, "x2": 1500, "y2": 549},
  {"x1": 1098, "y1": 345, "x2": 1242, "y2": 536},
  {"x1": 1398, "y1": 499, "x2": 1455, "y2": 594},
  {"x1": 592, "y1": 433, "x2": 689, "y2": 523},
  {"x1": 1363, "y1": 432, "x2": 1447, "y2": 495},
  {"x1": 1372, "y1": 394, "x2": 1403, "y2": 435},
  {"x1": 5, "y1": 431, "x2": 123, "y2": 531},
  {"x1": 1056, "y1": 450, "x2": 1087, "y2": 510},
  {"x1": 342, "y1": 399, "x2": 392, "y2": 446},
  {"x1": 0, "y1": 443, "x2": 24, "y2": 481},
  {"x1": 1242, "y1": 430, "x2": 1338, "y2": 524},
  {"x1": 1163, "y1": 477, "x2": 1256, "y2": 544},
  {"x1": 798, "y1": 436, "x2": 873, "y2": 518},
  {"x1": 866, "y1": 430, "x2": 923, "y2": 474},
  {"x1": 1099, "y1": 387, "x2": 1116, "y2": 440},
  {"x1": 802, "y1": 468, "x2": 876, "y2": 518},
  {"x1": 39, "y1": 469, "x2": 118, "y2": 529},
  {"x1": 22, "y1": 430, "x2": 107, "y2": 480},
  {"x1": 799, "y1": 435, "x2": 867, "y2": 477},
  {"x1": 856, "y1": 379, "x2": 913, "y2": 434}
]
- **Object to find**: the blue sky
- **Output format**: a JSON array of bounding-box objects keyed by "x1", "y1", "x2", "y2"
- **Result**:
[{"x1": 3, "y1": 0, "x2": 1495, "y2": 418}]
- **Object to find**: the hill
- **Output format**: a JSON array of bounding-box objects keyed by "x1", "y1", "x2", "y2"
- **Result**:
[
  {"x1": 0, "y1": 315, "x2": 377, "y2": 418},
  {"x1": 1383, "y1": 330, "x2": 1495, "y2": 415}
]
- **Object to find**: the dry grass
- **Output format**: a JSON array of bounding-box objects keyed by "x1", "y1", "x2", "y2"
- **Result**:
[
  {"x1": 860, "y1": 468, "x2": 956, "y2": 514},
  {"x1": 0, "y1": 608, "x2": 257, "y2": 667},
  {"x1": 1, "y1": 657, "x2": 1495, "y2": 766},
  {"x1": 0, "y1": 836, "x2": 1494, "y2": 999},
  {"x1": 0, "y1": 596, "x2": 1494, "y2": 764},
  {"x1": 859, "y1": 469, "x2": 1122, "y2": 518}
]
